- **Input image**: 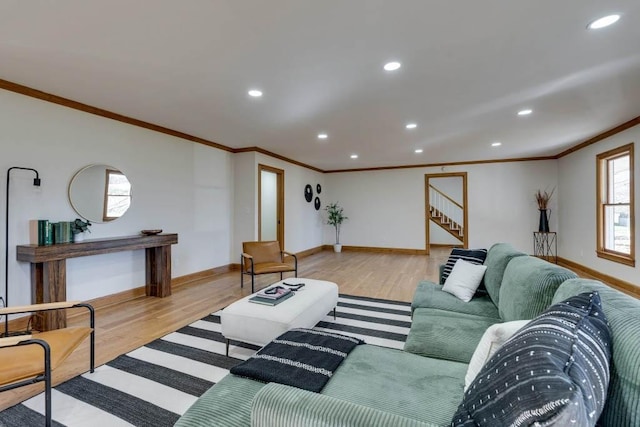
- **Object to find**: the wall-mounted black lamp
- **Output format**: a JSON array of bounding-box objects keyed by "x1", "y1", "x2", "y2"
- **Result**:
[{"x1": 3, "y1": 167, "x2": 41, "y2": 337}]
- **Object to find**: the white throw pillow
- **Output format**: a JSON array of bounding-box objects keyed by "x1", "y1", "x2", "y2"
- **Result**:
[
  {"x1": 464, "y1": 320, "x2": 531, "y2": 390},
  {"x1": 442, "y1": 259, "x2": 487, "y2": 302}
]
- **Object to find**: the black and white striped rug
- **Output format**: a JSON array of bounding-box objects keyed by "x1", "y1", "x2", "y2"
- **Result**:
[{"x1": 0, "y1": 294, "x2": 411, "y2": 427}]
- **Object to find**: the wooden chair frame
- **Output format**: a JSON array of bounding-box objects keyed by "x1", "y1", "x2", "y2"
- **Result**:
[{"x1": 0, "y1": 302, "x2": 95, "y2": 427}]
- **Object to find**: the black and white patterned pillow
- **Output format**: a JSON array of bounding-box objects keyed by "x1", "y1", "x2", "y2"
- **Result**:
[
  {"x1": 451, "y1": 292, "x2": 612, "y2": 427},
  {"x1": 442, "y1": 248, "x2": 488, "y2": 285}
]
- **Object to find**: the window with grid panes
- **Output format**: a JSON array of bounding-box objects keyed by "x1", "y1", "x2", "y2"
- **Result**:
[{"x1": 596, "y1": 143, "x2": 635, "y2": 266}]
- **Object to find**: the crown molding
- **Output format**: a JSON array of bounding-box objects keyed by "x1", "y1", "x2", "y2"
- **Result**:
[
  {"x1": 235, "y1": 146, "x2": 323, "y2": 172},
  {"x1": 324, "y1": 156, "x2": 556, "y2": 173},
  {"x1": 0, "y1": 78, "x2": 234, "y2": 153},
  {"x1": 554, "y1": 115, "x2": 640, "y2": 159},
  {"x1": 2, "y1": 78, "x2": 638, "y2": 174}
]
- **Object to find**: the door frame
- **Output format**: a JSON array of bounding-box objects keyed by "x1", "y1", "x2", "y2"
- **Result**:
[
  {"x1": 425, "y1": 172, "x2": 468, "y2": 254},
  {"x1": 258, "y1": 164, "x2": 285, "y2": 247}
]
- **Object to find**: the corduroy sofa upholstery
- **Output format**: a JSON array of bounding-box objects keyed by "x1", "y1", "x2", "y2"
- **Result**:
[
  {"x1": 404, "y1": 243, "x2": 578, "y2": 363},
  {"x1": 410, "y1": 243, "x2": 527, "y2": 318},
  {"x1": 176, "y1": 245, "x2": 640, "y2": 427}
]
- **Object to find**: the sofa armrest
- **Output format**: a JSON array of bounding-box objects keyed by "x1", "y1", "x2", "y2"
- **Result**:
[{"x1": 251, "y1": 383, "x2": 435, "y2": 427}]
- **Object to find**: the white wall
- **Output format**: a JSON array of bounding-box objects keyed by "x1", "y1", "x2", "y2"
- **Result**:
[
  {"x1": 254, "y1": 153, "x2": 325, "y2": 253},
  {"x1": 558, "y1": 124, "x2": 639, "y2": 285},
  {"x1": 324, "y1": 160, "x2": 558, "y2": 252},
  {"x1": 429, "y1": 222, "x2": 462, "y2": 245},
  {"x1": 231, "y1": 153, "x2": 325, "y2": 256},
  {"x1": 1, "y1": 89, "x2": 234, "y2": 306},
  {"x1": 233, "y1": 152, "x2": 257, "y2": 258}
]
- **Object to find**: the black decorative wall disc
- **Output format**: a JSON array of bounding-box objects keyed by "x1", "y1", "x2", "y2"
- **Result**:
[
  {"x1": 304, "y1": 184, "x2": 313, "y2": 202},
  {"x1": 316, "y1": 184, "x2": 322, "y2": 194},
  {"x1": 314, "y1": 197, "x2": 321, "y2": 210}
]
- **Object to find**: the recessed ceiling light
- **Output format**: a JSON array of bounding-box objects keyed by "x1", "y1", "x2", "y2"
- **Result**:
[
  {"x1": 491, "y1": 142, "x2": 502, "y2": 147},
  {"x1": 518, "y1": 109, "x2": 533, "y2": 116},
  {"x1": 588, "y1": 14, "x2": 621, "y2": 30},
  {"x1": 383, "y1": 61, "x2": 401, "y2": 71},
  {"x1": 350, "y1": 154, "x2": 359, "y2": 159},
  {"x1": 406, "y1": 123, "x2": 418, "y2": 129},
  {"x1": 415, "y1": 149, "x2": 424, "y2": 153},
  {"x1": 248, "y1": 89, "x2": 263, "y2": 97},
  {"x1": 317, "y1": 133, "x2": 328, "y2": 139}
]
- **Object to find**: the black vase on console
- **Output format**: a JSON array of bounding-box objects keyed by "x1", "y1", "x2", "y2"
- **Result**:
[{"x1": 538, "y1": 209, "x2": 550, "y2": 232}]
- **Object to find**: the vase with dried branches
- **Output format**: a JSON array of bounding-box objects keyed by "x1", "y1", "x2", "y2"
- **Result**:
[{"x1": 535, "y1": 188, "x2": 554, "y2": 232}]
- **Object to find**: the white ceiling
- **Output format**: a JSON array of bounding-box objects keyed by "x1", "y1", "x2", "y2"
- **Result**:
[{"x1": 1, "y1": 1, "x2": 640, "y2": 171}]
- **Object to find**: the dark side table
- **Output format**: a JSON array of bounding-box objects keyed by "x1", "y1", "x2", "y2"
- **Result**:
[{"x1": 533, "y1": 232, "x2": 557, "y2": 264}]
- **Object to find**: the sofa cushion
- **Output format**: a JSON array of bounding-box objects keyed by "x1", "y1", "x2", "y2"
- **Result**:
[
  {"x1": 252, "y1": 383, "x2": 435, "y2": 427},
  {"x1": 464, "y1": 320, "x2": 530, "y2": 390},
  {"x1": 442, "y1": 259, "x2": 487, "y2": 302},
  {"x1": 411, "y1": 281, "x2": 500, "y2": 318},
  {"x1": 322, "y1": 344, "x2": 467, "y2": 426},
  {"x1": 482, "y1": 243, "x2": 527, "y2": 306},
  {"x1": 229, "y1": 328, "x2": 363, "y2": 392},
  {"x1": 175, "y1": 374, "x2": 266, "y2": 427},
  {"x1": 553, "y1": 279, "x2": 640, "y2": 427},
  {"x1": 498, "y1": 255, "x2": 577, "y2": 321},
  {"x1": 452, "y1": 291, "x2": 612, "y2": 427},
  {"x1": 404, "y1": 308, "x2": 501, "y2": 363},
  {"x1": 441, "y1": 248, "x2": 488, "y2": 284},
  {"x1": 178, "y1": 344, "x2": 466, "y2": 427}
]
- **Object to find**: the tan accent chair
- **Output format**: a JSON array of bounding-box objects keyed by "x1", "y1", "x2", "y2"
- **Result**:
[
  {"x1": 0, "y1": 301, "x2": 95, "y2": 427},
  {"x1": 241, "y1": 241, "x2": 298, "y2": 293}
]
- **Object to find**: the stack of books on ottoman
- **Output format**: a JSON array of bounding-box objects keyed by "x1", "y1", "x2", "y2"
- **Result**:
[{"x1": 249, "y1": 285, "x2": 294, "y2": 306}]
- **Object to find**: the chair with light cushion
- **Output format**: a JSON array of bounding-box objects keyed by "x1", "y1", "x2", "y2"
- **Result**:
[
  {"x1": 0, "y1": 301, "x2": 95, "y2": 427},
  {"x1": 241, "y1": 241, "x2": 297, "y2": 293}
]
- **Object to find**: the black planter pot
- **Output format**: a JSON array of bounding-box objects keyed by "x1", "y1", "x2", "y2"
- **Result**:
[{"x1": 538, "y1": 209, "x2": 550, "y2": 232}]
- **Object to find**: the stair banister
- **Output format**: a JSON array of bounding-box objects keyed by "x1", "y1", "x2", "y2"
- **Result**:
[{"x1": 428, "y1": 185, "x2": 464, "y2": 242}]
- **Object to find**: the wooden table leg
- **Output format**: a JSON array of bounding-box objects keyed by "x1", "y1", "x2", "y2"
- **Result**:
[
  {"x1": 31, "y1": 260, "x2": 67, "y2": 331},
  {"x1": 146, "y1": 245, "x2": 172, "y2": 297}
]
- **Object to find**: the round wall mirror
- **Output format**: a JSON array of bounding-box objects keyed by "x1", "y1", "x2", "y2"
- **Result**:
[{"x1": 68, "y1": 164, "x2": 132, "y2": 223}]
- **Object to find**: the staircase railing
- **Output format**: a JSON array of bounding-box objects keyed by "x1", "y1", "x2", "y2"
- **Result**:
[{"x1": 429, "y1": 185, "x2": 464, "y2": 238}]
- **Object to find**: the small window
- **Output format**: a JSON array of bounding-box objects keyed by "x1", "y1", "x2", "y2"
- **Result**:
[
  {"x1": 103, "y1": 169, "x2": 132, "y2": 221},
  {"x1": 596, "y1": 143, "x2": 635, "y2": 266}
]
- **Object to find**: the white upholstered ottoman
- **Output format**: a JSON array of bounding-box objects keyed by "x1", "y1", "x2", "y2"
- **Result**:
[{"x1": 221, "y1": 278, "x2": 339, "y2": 355}]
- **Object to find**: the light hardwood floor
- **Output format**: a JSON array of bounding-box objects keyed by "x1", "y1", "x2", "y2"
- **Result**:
[{"x1": 0, "y1": 248, "x2": 450, "y2": 411}]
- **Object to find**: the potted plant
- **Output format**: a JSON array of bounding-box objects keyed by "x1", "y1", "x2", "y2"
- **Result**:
[
  {"x1": 325, "y1": 202, "x2": 348, "y2": 253},
  {"x1": 534, "y1": 188, "x2": 554, "y2": 232},
  {"x1": 70, "y1": 218, "x2": 91, "y2": 242}
]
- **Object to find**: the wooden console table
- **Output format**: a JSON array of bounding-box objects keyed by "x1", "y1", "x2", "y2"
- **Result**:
[{"x1": 17, "y1": 233, "x2": 178, "y2": 331}]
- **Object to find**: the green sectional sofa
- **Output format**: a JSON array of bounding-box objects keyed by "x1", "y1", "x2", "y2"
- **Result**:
[
  {"x1": 176, "y1": 244, "x2": 640, "y2": 426},
  {"x1": 404, "y1": 243, "x2": 578, "y2": 362}
]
